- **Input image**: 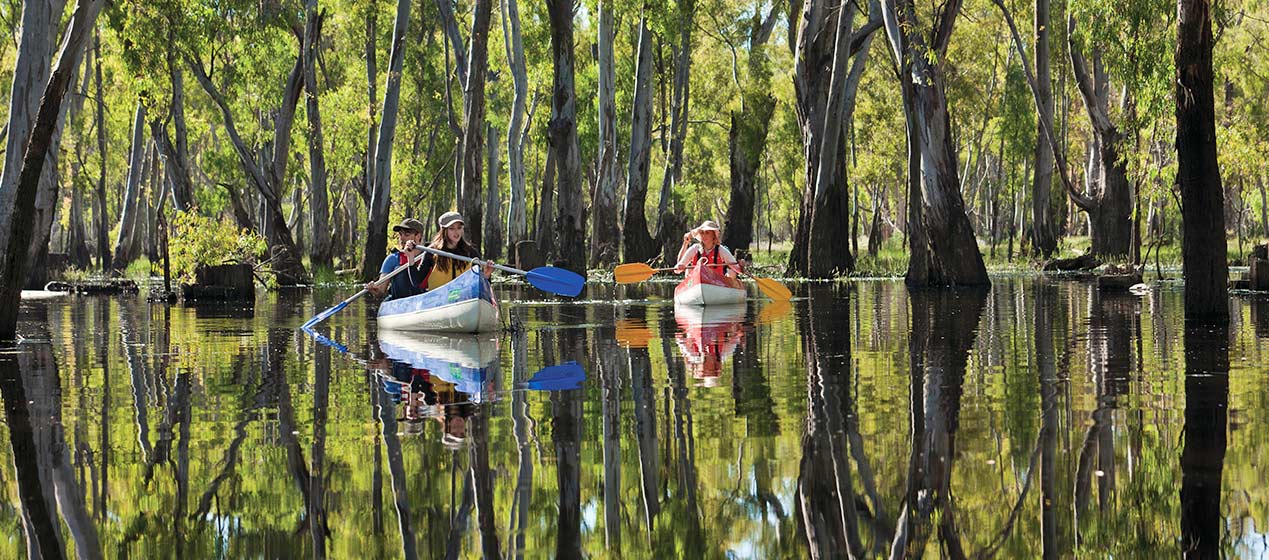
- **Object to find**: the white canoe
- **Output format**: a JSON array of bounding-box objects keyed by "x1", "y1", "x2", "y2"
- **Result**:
[
  {"x1": 377, "y1": 268, "x2": 500, "y2": 333},
  {"x1": 673, "y1": 265, "x2": 746, "y2": 306}
]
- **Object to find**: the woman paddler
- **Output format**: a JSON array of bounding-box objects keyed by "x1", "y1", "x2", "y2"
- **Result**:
[
  {"x1": 673, "y1": 219, "x2": 744, "y2": 289},
  {"x1": 367, "y1": 211, "x2": 494, "y2": 300}
]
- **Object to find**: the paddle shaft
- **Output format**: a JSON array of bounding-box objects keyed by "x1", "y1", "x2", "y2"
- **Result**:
[
  {"x1": 417, "y1": 245, "x2": 521, "y2": 275},
  {"x1": 301, "y1": 251, "x2": 426, "y2": 328}
]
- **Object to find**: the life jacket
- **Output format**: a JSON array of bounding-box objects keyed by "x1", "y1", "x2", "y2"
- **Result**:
[
  {"x1": 701, "y1": 245, "x2": 729, "y2": 271},
  {"x1": 423, "y1": 252, "x2": 473, "y2": 291},
  {"x1": 398, "y1": 251, "x2": 427, "y2": 291}
]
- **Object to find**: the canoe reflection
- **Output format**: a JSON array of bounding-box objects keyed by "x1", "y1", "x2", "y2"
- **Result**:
[
  {"x1": 371, "y1": 331, "x2": 586, "y2": 441},
  {"x1": 673, "y1": 303, "x2": 746, "y2": 387}
]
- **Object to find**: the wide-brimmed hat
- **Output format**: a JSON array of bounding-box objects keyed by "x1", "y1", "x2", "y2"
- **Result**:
[
  {"x1": 695, "y1": 220, "x2": 721, "y2": 232},
  {"x1": 438, "y1": 211, "x2": 465, "y2": 228},
  {"x1": 392, "y1": 218, "x2": 426, "y2": 234}
]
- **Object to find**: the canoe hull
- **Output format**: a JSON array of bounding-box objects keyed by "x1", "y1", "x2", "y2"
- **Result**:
[
  {"x1": 674, "y1": 265, "x2": 746, "y2": 306},
  {"x1": 377, "y1": 268, "x2": 500, "y2": 333}
]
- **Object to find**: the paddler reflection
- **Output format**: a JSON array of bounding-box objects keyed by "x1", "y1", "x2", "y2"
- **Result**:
[
  {"x1": 372, "y1": 331, "x2": 500, "y2": 444},
  {"x1": 673, "y1": 303, "x2": 746, "y2": 387}
]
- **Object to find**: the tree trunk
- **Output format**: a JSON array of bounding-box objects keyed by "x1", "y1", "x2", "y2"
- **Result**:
[
  {"x1": 92, "y1": 30, "x2": 110, "y2": 271},
  {"x1": 111, "y1": 101, "x2": 147, "y2": 271},
  {"x1": 0, "y1": 0, "x2": 67, "y2": 260},
  {"x1": 883, "y1": 0, "x2": 989, "y2": 287},
  {"x1": 502, "y1": 0, "x2": 529, "y2": 249},
  {"x1": 1176, "y1": 0, "x2": 1228, "y2": 322},
  {"x1": 303, "y1": 1, "x2": 332, "y2": 269},
  {"x1": 622, "y1": 13, "x2": 657, "y2": 264},
  {"x1": 789, "y1": 0, "x2": 876, "y2": 278},
  {"x1": 547, "y1": 0, "x2": 586, "y2": 272},
  {"x1": 361, "y1": 0, "x2": 411, "y2": 281},
  {"x1": 484, "y1": 123, "x2": 503, "y2": 261},
  {"x1": 722, "y1": 5, "x2": 781, "y2": 257},
  {"x1": 0, "y1": 0, "x2": 104, "y2": 340},
  {"x1": 655, "y1": 0, "x2": 695, "y2": 249},
  {"x1": 363, "y1": 6, "x2": 377, "y2": 207},
  {"x1": 459, "y1": 0, "x2": 494, "y2": 253},
  {"x1": 590, "y1": 0, "x2": 620, "y2": 267},
  {"x1": 535, "y1": 149, "x2": 556, "y2": 259},
  {"x1": 1031, "y1": 0, "x2": 1057, "y2": 257}
]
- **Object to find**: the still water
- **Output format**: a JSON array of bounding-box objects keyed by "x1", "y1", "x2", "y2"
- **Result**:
[{"x1": 2, "y1": 277, "x2": 1268, "y2": 558}]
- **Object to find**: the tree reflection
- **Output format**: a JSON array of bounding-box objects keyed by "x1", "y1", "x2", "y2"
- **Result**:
[
  {"x1": 1074, "y1": 291, "x2": 1137, "y2": 519},
  {"x1": 552, "y1": 324, "x2": 585, "y2": 559},
  {"x1": 1180, "y1": 323, "x2": 1229, "y2": 558},
  {"x1": 888, "y1": 289, "x2": 987, "y2": 559},
  {"x1": 0, "y1": 315, "x2": 102, "y2": 558}
]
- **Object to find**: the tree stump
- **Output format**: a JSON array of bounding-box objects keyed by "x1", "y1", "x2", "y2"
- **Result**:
[
  {"x1": 182, "y1": 263, "x2": 256, "y2": 301},
  {"x1": 1251, "y1": 257, "x2": 1269, "y2": 291},
  {"x1": 516, "y1": 240, "x2": 543, "y2": 270}
]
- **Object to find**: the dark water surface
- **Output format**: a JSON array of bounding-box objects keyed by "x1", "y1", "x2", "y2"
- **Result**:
[{"x1": 3, "y1": 277, "x2": 1268, "y2": 558}]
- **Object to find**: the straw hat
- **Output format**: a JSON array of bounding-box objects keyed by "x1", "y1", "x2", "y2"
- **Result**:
[{"x1": 695, "y1": 220, "x2": 721, "y2": 232}]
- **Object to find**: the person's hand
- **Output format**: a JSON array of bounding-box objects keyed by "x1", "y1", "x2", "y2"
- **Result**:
[
  {"x1": 481, "y1": 261, "x2": 495, "y2": 279},
  {"x1": 366, "y1": 280, "x2": 386, "y2": 296},
  {"x1": 737, "y1": 259, "x2": 748, "y2": 273},
  {"x1": 682, "y1": 230, "x2": 695, "y2": 243},
  {"x1": 404, "y1": 239, "x2": 418, "y2": 252}
]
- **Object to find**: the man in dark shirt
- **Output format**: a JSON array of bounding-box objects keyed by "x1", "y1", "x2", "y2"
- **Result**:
[{"x1": 366, "y1": 218, "x2": 434, "y2": 300}]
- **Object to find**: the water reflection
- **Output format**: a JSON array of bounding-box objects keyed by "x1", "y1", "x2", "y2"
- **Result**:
[
  {"x1": 1180, "y1": 323, "x2": 1229, "y2": 558},
  {"x1": 2, "y1": 279, "x2": 1266, "y2": 557},
  {"x1": 0, "y1": 313, "x2": 100, "y2": 559}
]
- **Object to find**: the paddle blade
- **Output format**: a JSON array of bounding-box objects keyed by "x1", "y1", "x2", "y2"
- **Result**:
[
  {"x1": 613, "y1": 263, "x2": 657, "y2": 284},
  {"x1": 753, "y1": 276, "x2": 793, "y2": 301},
  {"x1": 301, "y1": 300, "x2": 348, "y2": 329},
  {"x1": 526, "y1": 361, "x2": 587, "y2": 390},
  {"x1": 615, "y1": 319, "x2": 654, "y2": 348},
  {"x1": 524, "y1": 266, "x2": 586, "y2": 297}
]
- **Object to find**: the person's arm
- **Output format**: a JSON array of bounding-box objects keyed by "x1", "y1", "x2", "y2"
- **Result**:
[
  {"x1": 676, "y1": 229, "x2": 696, "y2": 264},
  {"x1": 720, "y1": 246, "x2": 743, "y2": 276},
  {"x1": 675, "y1": 244, "x2": 700, "y2": 272},
  {"x1": 366, "y1": 254, "x2": 397, "y2": 296}
]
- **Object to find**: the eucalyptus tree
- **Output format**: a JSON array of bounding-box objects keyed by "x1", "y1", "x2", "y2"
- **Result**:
[
  {"x1": 302, "y1": 0, "x2": 332, "y2": 269},
  {"x1": 655, "y1": 0, "x2": 697, "y2": 262},
  {"x1": 882, "y1": 0, "x2": 989, "y2": 286},
  {"x1": 547, "y1": 0, "x2": 586, "y2": 272},
  {"x1": 0, "y1": 0, "x2": 68, "y2": 286},
  {"x1": 787, "y1": 0, "x2": 881, "y2": 278},
  {"x1": 622, "y1": 10, "x2": 658, "y2": 264},
  {"x1": 183, "y1": 0, "x2": 311, "y2": 285},
  {"x1": 501, "y1": 0, "x2": 530, "y2": 254},
  {"x1": 458, "y1": 0, "x2": 495, "y2": 253},
  {"x1": 590, "y1": 0, "x2": 620, "y2": 267},
  {"x1": 362, "y1": 0, "x2": 412, "y2": 281},
  {"x1": 111, "y1": 102, "x2": 148, "y2": 272},
  {"x1": 1031, "y1": 0, "x2": 1057, "y2": 257},
  {"x1": 720, "y1": 0, "x2": 782, "y2": 258},
  {"x1": 1176, "y1": 0, "x2": 1227, "y2": 321},
  {"x1": 0, "y1": 0, "x2": 106, "y2": 340}
]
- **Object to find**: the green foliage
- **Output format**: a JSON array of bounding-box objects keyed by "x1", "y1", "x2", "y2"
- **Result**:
[{"x1": 168, "y1": 210, "x2": 266, "y2": 282}]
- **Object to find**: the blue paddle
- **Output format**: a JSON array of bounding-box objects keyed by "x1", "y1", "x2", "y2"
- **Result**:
[
  {"x1": 300, "y1": 251, "x2": 426, "y2": 329},
  {"x1": 417, "y1": 245, "x2": 586, "y2": 297},
  {"x1": 525, "y1": 361, "x2": 586, "y2": 390}
]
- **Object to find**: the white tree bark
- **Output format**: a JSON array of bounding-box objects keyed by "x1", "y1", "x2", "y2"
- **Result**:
[
  {"x1": 501, "y1": 0, "x2": 528, "y2": 249},
  {"x1": 590, "y1": 0, "x2": 620, "y2": 267}
]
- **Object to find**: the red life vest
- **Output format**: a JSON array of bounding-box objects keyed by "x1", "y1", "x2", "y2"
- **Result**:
[{"x1": 398, "y1": 252, "x2": 427, "y2": 290}]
